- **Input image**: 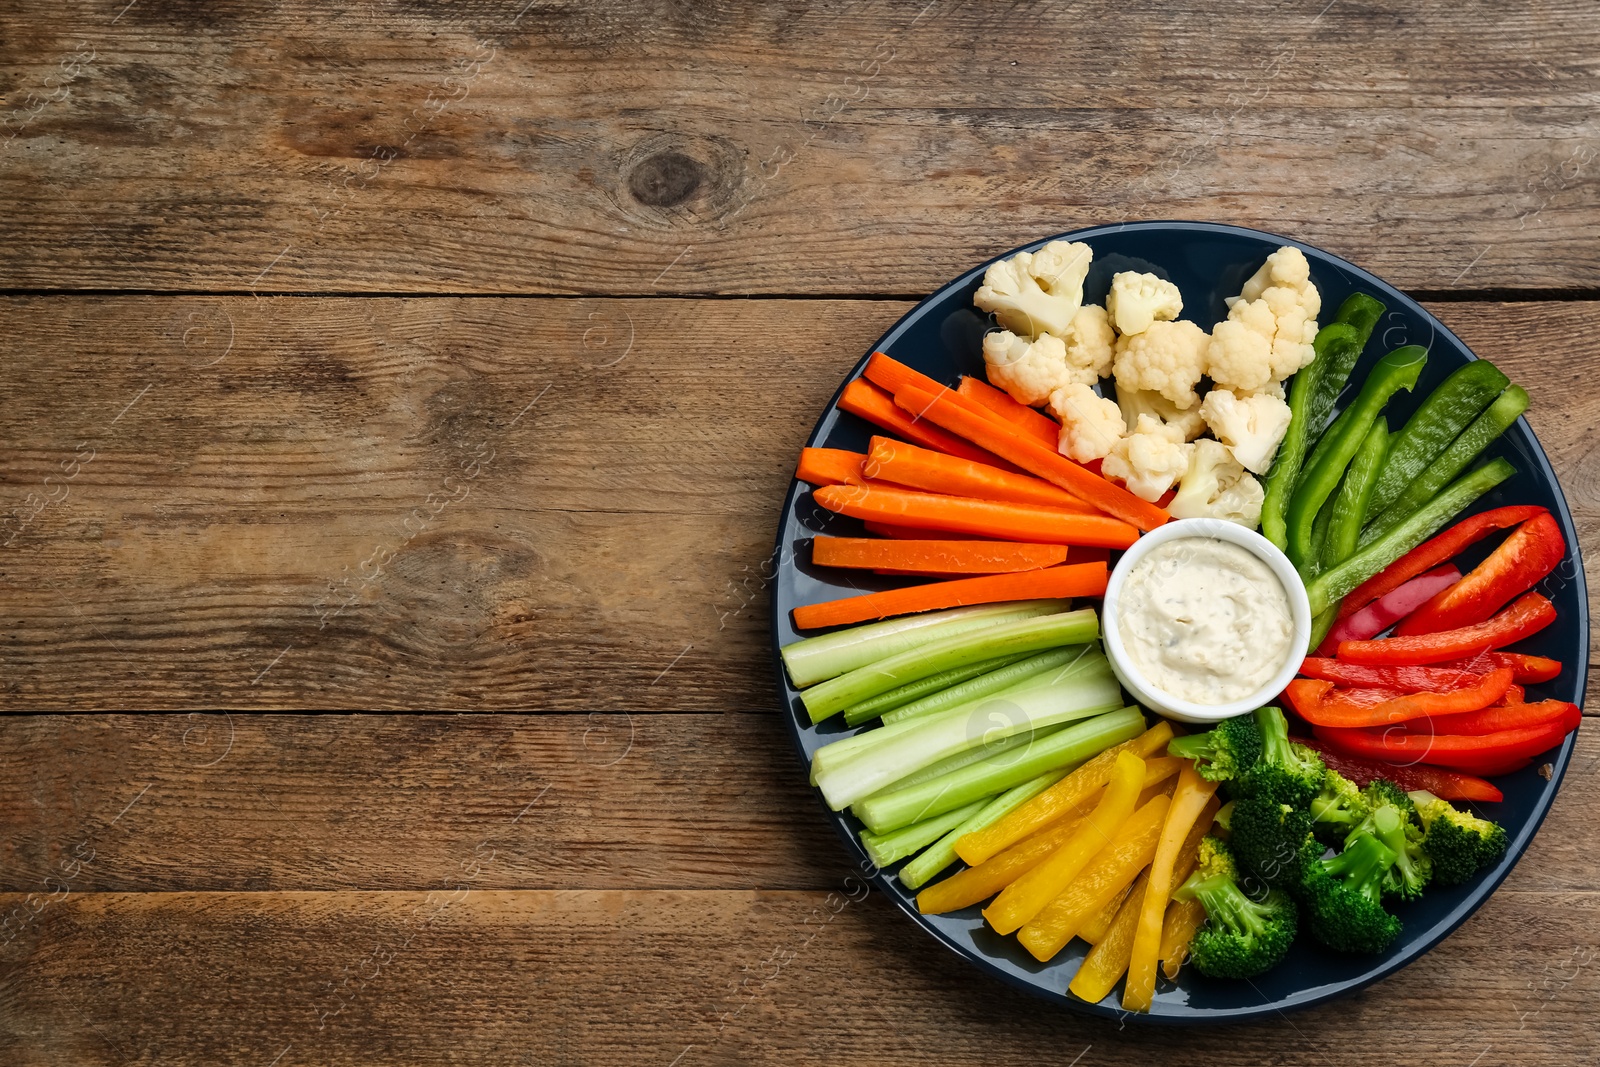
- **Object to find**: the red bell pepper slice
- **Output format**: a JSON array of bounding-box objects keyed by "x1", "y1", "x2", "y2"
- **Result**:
[
  {"x1": 1397, "y1": 512, "x2": 1566, "y2": 636},
  {"x1": 1316, "y1": 565, "x2": 1461, "y2": 655},
  {"x1": 1335, "y1": 505, "x2": 1546, "y2": 621},
  {"x1": 1297, "y1": 736, "x2": 1504, "y2": 802},
  {"x1": 1337, "y1": 592, "x2": 1557, "y2": 666},
  {"x1": 1298, "y1": 658, "x2": 1489, "y2": 690},
  {"x1": 1431, "y1": 651, "x2": 1563, "y2": 684},
  {"x1": 1499, "y1": 684, "x2": 1526, "y2": 706},
  {"x1": 1402, "y1": 699, "x2": 1577, "y2": 736},
  {"x1": 1290, "y1": 668, "x2": 1515, "y2": 728},
  {"x1": 1312, "y1": 716, "x2": 1577, "y2": 772}
]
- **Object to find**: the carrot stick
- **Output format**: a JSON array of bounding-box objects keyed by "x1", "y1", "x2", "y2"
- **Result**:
[
  {"x1": 863, "y1": 521, "x2": 987, "y2": 541},
  {"x1": 1122, "y1": 765, "x2": 1220, "y2": 1012},
  {"x1": 1017, "y1": 795, "x2": 1171, "y2": 961},
  {"x1": 862, "y1": 352, "x2": 952, "y2": 402},
  {"x1": 892, "y1": 384, "x2": 1170, "y2": 532},
  {"x1": 864, "y1": 436, "x2": 1099, "y2": 513},
  {"x1": 1068, "y1": 870, "x2": 1150, "y2": 1004},
  {"x1": 838, "y1": 379, "x2": 1019, "y2": 471},
  {"x1": 795, "y1": 447, "x2": 869, "y2": 487},
  {"x1": 957, "y1": 376, "x2": 1061, "y2": 448},
  {"x1": 956, "y1": 722, "x2": 1175, "y2": 866},
  {"x1": 811, "y1": 537, "x2": 1067, "y2": 575},
  {"x1": 983, "y1": 752, "x2": 1146, "y2": 935},
  {"x1": 811, "y1": 484, "x2": 1138, "y2": 548},
  {"x1": 791, "y1": 561, "x2": 1107, "y2": 629}
]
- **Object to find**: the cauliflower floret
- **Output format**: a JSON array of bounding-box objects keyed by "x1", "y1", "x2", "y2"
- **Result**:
[
  {"x1": 1048, "y1": 383, "x2": 1125, "y2": 463},
  {"x1": 1116, "y1": 388, "x2": 1205, "y2": 443},
  {"x1": 1168, "y1": 439, "x2": 1266, "y2": 528},
  {"x1": 973, "y1": 241, "x2": 1093, "y2": 340},
  {"x1": 1209, "y1": 246, "x2": 1321, "y2": 390},
  {"x1": 1106, "y1": 271, "x2": 1183, "y2": 335},
  {"x1": 1102, "y1": 423, "x2": 1193, "y2": 503},
  {"x1": 1199, "y1": 388, "x2": 1293, "y2": 475},
  {"x1": 983, "y1": 330, "x2": 1071, "y2": 406},
  {"x1": 1112, "y1": 319, "x2": 1210, "y2": 408},
  {"x1": 1063, "y1": 304, "x2": 1115, "y2": 380}
]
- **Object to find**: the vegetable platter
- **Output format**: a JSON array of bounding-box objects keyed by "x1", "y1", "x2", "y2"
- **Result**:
[{"x1": 769, "y1": 222, "x2": 1587, "y2": 1023}]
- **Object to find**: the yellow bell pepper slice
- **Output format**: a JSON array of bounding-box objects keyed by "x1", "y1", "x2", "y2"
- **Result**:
[
  {"x1": 1121, "y1": 763, "x2": 1220, "y2": 1012},
  {"x1": 1017, "y1": 793, "x2": 1170, "y2": 961},
  {"x1": 1157, "y1": 795, "x2": 1221, "y2": 979},
  {"x1": 982, "y1": 751, "x2": 1145, "y2": 935},
  {"x1": 1068, "y1": 870, "x2": 1149, "y2": 1004}
]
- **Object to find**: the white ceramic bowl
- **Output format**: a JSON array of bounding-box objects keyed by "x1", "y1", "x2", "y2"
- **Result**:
[{"x1": 1101, "y1": 517, "x2": 1311, "y2": 724}]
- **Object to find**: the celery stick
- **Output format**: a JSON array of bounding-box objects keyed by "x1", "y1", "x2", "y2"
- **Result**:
[
  {"x1": 809, "y1": 652, "x2": 1111, "y2": 781},
  {"x1": 800, "y1": 608, "x2": 1100, "y2": 723},
  {"x1": 880, "y1": 646, "x2": 1092, "y2": 726},
  {"x1": 853, "y1": 706, "x2": 1146, "y2": 833},
  {"x1": 859, "y1": 798, "x2": 988, "y2": 869},
  {"x1": 898, "y1": 768, "x2": 1070, "y2": 891},
  {"x1": 811, "y1": 670, "x2": 1124, "y2": 810},
  {"x1": 841, "y1": 652, "x2": 1031, "y2": 727},
  {"x1": 867, "y1": 721, "x2": 1071, "y2": 792},
  {"x1": 780, "y1": 600, "x2": 1067, "y2": 688}
]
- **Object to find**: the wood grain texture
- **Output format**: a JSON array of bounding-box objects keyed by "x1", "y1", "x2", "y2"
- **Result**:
[
  {"x1": 0, "y1": 713, "x2": 1593, "y2": 895},
  {"x1": 0, "y1": 297, "x2": 1595, "y2": 709},
  {"x1": 1, "y1": 887, "x2": 1595, "y2": 1066},
  {"x1": 1, "y1": 1, "x2": 1598, "y2": 294}
]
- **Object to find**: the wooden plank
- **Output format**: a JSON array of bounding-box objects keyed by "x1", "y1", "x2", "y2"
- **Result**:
[
  {"x1": 1, "y1": 2, "x2": 1597, "y2": 293},
  {"x1": 0, "y1": 886, "x2": 1592, "y2": 1065},
  {"x1": 1, "y1": 714, "x2": 1594, "y2": 895},
  {"x1": 0, "y1": 296, "x2": 1595, "y2": 709}
]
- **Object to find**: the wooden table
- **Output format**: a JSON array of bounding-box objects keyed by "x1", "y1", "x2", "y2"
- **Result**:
[{"x1": 2, "y1": 2, "x2": 1596, "y2": 1063}]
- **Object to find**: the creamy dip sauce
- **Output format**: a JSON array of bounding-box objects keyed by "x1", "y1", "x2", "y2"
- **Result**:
[{"x1": 1117, "y1": 536, "x2": 1294, "y2": 705}]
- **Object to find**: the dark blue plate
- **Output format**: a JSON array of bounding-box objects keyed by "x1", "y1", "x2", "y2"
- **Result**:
[{"x1": 769, "y1": 221, "x2": 1588, "y2": 1023}]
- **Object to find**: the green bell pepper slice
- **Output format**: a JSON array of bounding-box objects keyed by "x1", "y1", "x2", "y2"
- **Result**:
[
  {"x1": 1260, "y1": 323, "x2": 1355, "y2": 550},
  {"x1": 1365, "y1": 359, "x2": 1509, "y2": 518}
]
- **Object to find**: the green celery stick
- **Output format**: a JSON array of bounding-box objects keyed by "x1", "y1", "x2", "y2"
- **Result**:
[
  {"x1": 841, "y1": 653, "x2": 1033, "y2": 727},
  {"x1": 881, "y1": 646, "x2": 1096, "y2": 726},
  {"x1": 898, "y1": 768, "x2": 1071, "y2": 891},
  {"x1": 859, "y1": 798, "x2": 988, "y2": 869}
]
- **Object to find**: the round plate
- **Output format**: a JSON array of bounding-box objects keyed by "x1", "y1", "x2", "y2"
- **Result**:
[{"x1": 769, "y1": 221, "x2": 1588, "y2": 1023}]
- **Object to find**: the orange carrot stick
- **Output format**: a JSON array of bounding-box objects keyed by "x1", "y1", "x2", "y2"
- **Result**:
[
  {"x1": 863, "y1": 521, "x2": 987, "y2": 541},
  {"x1": 1122, "y1": 764, "x2": 1221, "y2": 1012},
  {"x1": 957, "y1": 376, "x2": 1061, "y2": 448},
  {"x1": 795, "y1": 447, "x2": 869, "y2": 487},
  {"x1": 838, "y1": 379, "x2": 1019, "y2": 471},
  {"x1": 811, "y1": 484, "x2": 1138, "y2": 548},
  {"x1": 892, "y1": 384, "x2": 1170, "y2": 532},
  {"x1": 791, "y1": 561, "x2": 1108, "y2": 629},
  {"x1": 862, "y1": 351, "x2": 952, "y2": 401},
  {"x1": 811, "y1": 537, "x2": 1067, "y2": 574},
  {"x1": 864, "y1": 436, "x2": 1099, "y2": 513}
]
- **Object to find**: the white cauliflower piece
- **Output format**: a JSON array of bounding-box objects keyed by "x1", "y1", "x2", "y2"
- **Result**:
[
  {"x1": 982, "y1": 330, "x2": 1071, "y2": 406},
  {"x1": 1062, "y1": 304, "x2": 1116, "y2": 381},
  {"x1": 1116, "y1": 388, "x2": 1205, "y2": 443},
  {"x1": 1106, "y1": 271, "x2": 1183, "y2": 335},
  {"x1": 973, "y1": 241, "x2": 1093, "y2": 339},
  {"x1": 1168, "y1": 439, "x2": 1266, "y2": 528},
  {"x1": 1199, "y1": 388, "x2": 1293, "y2": 475},
  {"x1": 1209, "y1": 246, "x2": 1321, "y2": 390},
  {"x1": 1111, "y1": 319, "x2": 1210, "y2": 408},
  {"x1": 1048, "y1": 383, "x2": 1125, "y2": 463},
  {"x1": 1102, "y1": 421, "x2": 1193, "y2": 503}
]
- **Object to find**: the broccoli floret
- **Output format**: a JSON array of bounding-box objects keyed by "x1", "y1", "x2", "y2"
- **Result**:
[
  {"x1": 1238, "y1": 707, "x2": 1325, "y2": 808},
  {"x1": 1213, "y1": 799, "x2": 1235, "y2": 836},
  {"x1": 1309, "y1": 769, "x2": 1371, "y2": 846},
  {"x1": 1174, "y1": 836, "x2": 1298, "y2": 979},
  {"x1": 1411, "y1": 791, "x2": 1510, "y2": 886},
  {"x1": 1364, "y1": 778, "x2": 1416, "y2": 818},
  {"x1": 1167, "y1": 714, "x2": 1264, "y2": 782},
  {"x1": 1302, "y1": 831, "x2": 1402, "y2": 954},
  {"x1": 1347, "y1": 801, "x2": 1432, "y2": 901},
  {"x1": 1229, "y1": 793, "x2": 1318, "y2": 889}
]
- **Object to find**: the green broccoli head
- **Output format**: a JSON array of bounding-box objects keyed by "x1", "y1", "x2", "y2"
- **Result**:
[
  {"x1": 1302, "y1": 831, "x2": 1402, "y2": 954},
  {"x1": 1363, "y1": 778, "x2": 1416, "y2": 818},
  {"x1": 1167, "y1": 714, "x2": 1264, "y2": 782},
  {"x1": 1239, "y1": 707, "x2": 1325, "y2": 808},
  {"x1": 1310, "y1": 769, "x2": 1371, "y2": 845},
  {"x1": 1228, "y1": 793, "x2": 1317, "y2": 889},
  {"x1": 1350, "y1": 801, "x2": 1432, "y2": 902},
  {"x1": 1176, "y1": 837, "x2": 1298, "y2": 979},
  {"x1": 1412, "y1": 791, "x2": 1510, "y2": 886}
]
